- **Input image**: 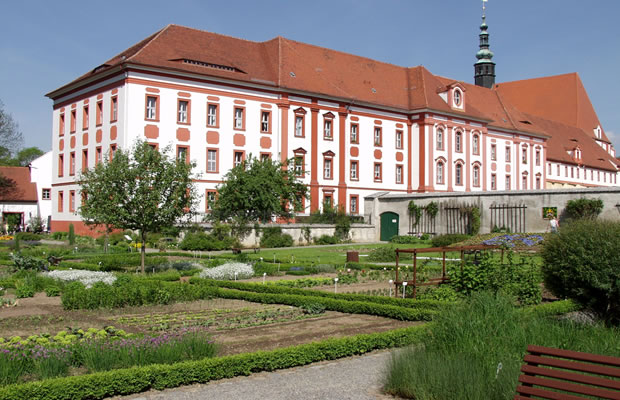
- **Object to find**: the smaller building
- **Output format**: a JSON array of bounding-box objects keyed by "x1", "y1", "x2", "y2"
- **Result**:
[{"x1": 0, "y1": 152, "x2": 53, "y2": 233}]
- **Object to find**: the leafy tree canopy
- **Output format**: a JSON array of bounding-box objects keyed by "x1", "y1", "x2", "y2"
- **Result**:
[
  {"x1": 79, "y1": 140, "x2": 199, "y2": 271},
  {"x1": 0, "y1": 100, "x2": 23, "y2": 158},
  {"x1": 208, "y1": 155, "x2": 308, "y2": 238}
]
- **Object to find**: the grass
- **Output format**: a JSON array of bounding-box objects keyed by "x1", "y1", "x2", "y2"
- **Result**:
[{"x1": 384, "y1": 292, "x2": 620, "y2": 399}]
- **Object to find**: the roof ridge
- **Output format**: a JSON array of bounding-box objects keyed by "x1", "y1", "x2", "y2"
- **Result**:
[
  {"x1": 128, "y1": 24, "x2": 171, "y2": 63},
  {"x1": 494, "y1": 91, "x2": 517, "y2": 129}
]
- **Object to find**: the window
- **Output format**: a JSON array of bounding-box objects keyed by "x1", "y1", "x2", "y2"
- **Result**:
[
  {"x1": 69, "y1": 190, "x2": 76, "y2": 213},
  {"x1": 491, "y1": 174, "x2": 496, "y2": 190},
  {"x1": 536, "y1": 149, "x2": 541, "y2": 166},
  {"x1": 436, "y1": 161, "x2": 444, "y2": 184},
  {"x1": 176, "y1": 146, "x2": 188, "y2": 163},
  {"x1": 350, "y1": 124, "x2": 359, "y2": 143},
  {"x1": 323, "y1": 158, "x2": 332, "y2": 179},
  {"x1": 59, "y1": 112, "x2": 65, "y2": 136},
  {"x1": 207, "y1": 149, "x2": 218, "y2": 173},
  {"x1": 557, "y1": 165, "x2": 561, "y2": 175},
  {"x1": 472, "y1": 135, "x2": 479, "y2": 155},
  {"x1": 323, "y1": 115, "x2": 333, "y2": 140},
  {"x1": 82, "y1": 105, "x2": 89, "y2": 130},
  {"x1": 82, "y1": 149, "x2": 88, "y2": 171},
  {"x1": 205, "y1": 190, "x2": 217, "y2": 211},
  {"x1": 110, "y1": 96, "x2": 118, "y2": 122},
  {"x1": 455, "y1": 164, "x2": 463, "y2": 186},
  {"x1": 565, "y1": 166, "x2": 568, "y2": 177},
  {"x1": 260, "y1": 111, "x2": 271, "y2": 133},
  {"x1": 58, "y1": 191, "x2": 64, "y2": 212},
  {"x1": 233, "y1": 107, "x2": 245, "y2": 130},
  {"x1": 374, "y1": 127, "x2": 382, "y2": 146},
  {"x1": 234, "y1": 151, "x2": 245, "y2": 168},
  {"x1": 69, "y1": 152, "x2": 75, "y2": 176},
  {"x1": 505, "y1": 146, "x2": 511, "y2": 162},
  {"x1": 350, "y1": 195, "x2": 359, "y2": 214},
  {"x1": 207, "y1": 103, "x2": 218, "y2": 127},
  {"x1": 576, "y1": 168, "x2": 580, "y2": 179},
  {"x1": 506, "y1": 175, "x2": 511, "y2": 190},
  {"x1": 260, "y1": 153, "x2": 271, "y2": 162},
  {"x1": 436, "y1": 128, "x2": 444, "y2": 150},
  {"x1": 109, "y1": 144, "x2": 117, "y2": 160},
  {"x1": 96, "y1": 101, "x2": 103, "y2": 126},
  {"x1": 70, "y1": 109, "x2": 76, "y2": 133},
  {"x1": 294, "y1": 155, "x2": 304, "y2": 177},
  {"x1": 473, "y1": 165, "x2": 480, "y2": 187},
  {"x1": 146, "y1": 96, "x2": 158, "y2": 120},
  {"x1": 571, "y1": 167, "x2": 574, "y2": 178},
  {"x1": 95, "y1": 147, "x2": 102, "y2": 164},
  {"x1": 548, "y1": 163, "x2": 552, "y2": 175},
  {"x1": 323, "y1": 193, "x2": 333, "y2": 209},
  {"x1": 374, "y1": 163, "x2": 382, "y2": 181},
  {"x1": 295, "y1": 115, "x2": 304, "y2": 137},
  {"x1": 491, "y1": 144, "x2": 496, "y2": 160},
  {"x1": 454, "y1": 89, "x2": 462, "y2": 106},
  {"x1": 455, "y1": 131, "x2": 462, "y2": 152},
  {"x1": 536, "y1": 176, "x2": 541, "y2": 189},
  {"x1": 177, "y1": 100, "x2": 189, "y2": 124},
  {"x1": 522, "y1": 147, "x2": 528, "y2": 164},
  {"x1": 396, "y1": 130, "x2": 403, "y2": 149},
  {"x1": 42, "y1": 188, "x2": 51, "y2": 200},
  {"x1": 396, "y1": 165, "x2": 403, "y2": 184},
  {"x1": 58, "y1": 154, "x2": 64, "y2": 177},
  {"x1": 522, "y1": 175, "x2": 528, "y2": 190},
  {"x1": 350, "y1": 161, "x2": 358, "y2": 180},
  {"x1": 597, "y1": 171, "x2": 600, "y2": 181}
]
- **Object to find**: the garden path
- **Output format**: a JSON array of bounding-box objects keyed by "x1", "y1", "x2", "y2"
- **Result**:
[{"x1": 113, "y1": 349, "x2": 396, "y2": 400}]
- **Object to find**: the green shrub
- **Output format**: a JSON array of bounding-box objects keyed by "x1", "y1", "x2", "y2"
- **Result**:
[
  {"x1": 389, "y1": 235, "x2": 419, "y2": 244},
  {"x1": 15, "y1": 232, "x2": 43, "y2": 241},
  {"x1": 179, "y1": 231, "x2": 235, "y2": 251},
  {"x1": 431, "y1": 233, "x2": 470, "y2": 247},
  {"x1": 68, "y1": 224, "x2": 75, "y2": 246},
  {"x1": 45, "y1": 286, "x2": 61, "y2": 297},
  {"x1": 313, "y1": 234, "x2": 339, "y2": 245},
  {"x1": 564, "y1": 197, "x2": 604, "y2": 220},
  {"x1": 15, "y1": 284, "x2": 35, "y2": 298},
  {"x1": 541, "y1": 218, "x2": 620, "y2": 325},
  {"x1": 10, "y1": 254, "x2": 47, "y2": 272},
  {"x1": 51, "y1": 232, "x2": 68, "y2": 240},
  {"x1": 417, "y1": 285, "x2": 459, "y2": 302},
  {"x1": 259, "y1": 227, "x2": 293, "y2": 248},
  {"x1": 300, "y1": 303, "x2": 326, "y2": 314},
  {"x1": 367, "y1": 246, "x2": 396, "y2": 262}
]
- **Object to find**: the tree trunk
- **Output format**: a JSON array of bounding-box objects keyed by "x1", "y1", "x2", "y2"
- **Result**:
[{"x1": 141, "y1": 230, "x2": 146, "y2": 273}]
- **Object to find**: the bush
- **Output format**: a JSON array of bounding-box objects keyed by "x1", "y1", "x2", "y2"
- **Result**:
[
  {"x1": 45, "y1": 286, "x2": 61, "y2": 297},
  {"x1": 389, "y1": 235, "x2": 419, "y2": 244},
  {"x1": 10, "y1": 254, "x2": 47, "y2": 272},
  {"x1": 367, "y1": 247, "x2": 396, "y2": 262},
  {"x1": 259, "y1": 227, "x2": 293, "y2": 248},
  {"x1": 313, "y1": 234, "x2": 339, "y2": 245},
  {"x1": 51, "y1": 232, "x2": 68, "y2": 240},
  {"x1": 15, "y1": 232, "x2": 43, "y2": 241},
  {"x1": 431, "y1": 234, "x2": 470, "y2": 247},
  {"x1": 15, "y1": 284, "x2": 35, "y2": 298},
  {"x1": 179, "y1": 231, "x2": 235, "y2": 251},
  {"x1": 68, "y1": 224, "x2": 75, "y2": 246},
  {"x1": 564, "y1": 197, "x2": 604, "y2": 220},
  {"x1": 541, "y1": 219, "x2": 620, "y2": 325}
]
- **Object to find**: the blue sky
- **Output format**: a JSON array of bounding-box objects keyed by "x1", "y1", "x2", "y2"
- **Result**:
[{"x1": 2, "y1": 0, "x2": 619, "y2": 152}]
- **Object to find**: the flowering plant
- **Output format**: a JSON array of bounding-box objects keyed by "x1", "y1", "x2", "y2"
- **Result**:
[
  {"x1": 44, "y1": 269, "x2": 117, "y2": 287},
  {"x1": 482, "y1": 234, "x2": 544, "y2": 248},
  {"x1": 199, "y1": 262, "x2": 254, "y2": 280}
]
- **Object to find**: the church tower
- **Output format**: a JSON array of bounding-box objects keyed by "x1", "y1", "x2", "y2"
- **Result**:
[{"x1": 474, "y1": 2, "x2": 496, "y2": 88}]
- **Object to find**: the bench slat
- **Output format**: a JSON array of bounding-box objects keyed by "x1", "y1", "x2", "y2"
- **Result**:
[
  {"x1": 524, "y1": 355, "x2": 620, "y2": 379},
  {"x1": 521, "y1": 365, "x2": 620, "y2": 391},
  {"x1": 519, "y1": 375, "x2": 620, "y2": 399},
  {"x1": 527, "y1": 345, "x2": 620, "y2": 367},
  {"x1": 515, "y1": 384, "x2": 586, "y2": 400}
]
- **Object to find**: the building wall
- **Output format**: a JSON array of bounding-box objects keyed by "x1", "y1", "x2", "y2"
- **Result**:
[
  {"x1": 364, "y1": 187, "x2": 620, "y2": 239},
  {"x1": 29, "y1": 151, "x2": 53, "y2": 226}
]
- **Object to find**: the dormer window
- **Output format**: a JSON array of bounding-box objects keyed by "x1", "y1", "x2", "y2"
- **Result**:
[
  {"x1": 574, "y1": 148, "x2": 582, "y2": 160},
  {"x1": 454, "y1": 89, "x2": 462, "y2": 107}
]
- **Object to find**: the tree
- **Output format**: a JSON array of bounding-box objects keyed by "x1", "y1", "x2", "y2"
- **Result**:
[
  {"x1": 16, "y1": 147, "x2": 44, "y2": 166},
  {"x1": 0, "y1": 100, "x2": 23, "y2": 158},
  {"x1": 79, "y1": 141, "x2": 199, "y2": 272},
  {"x1": 564, "y1": 197, "x2": 604, "y2": 221},
  {"x1": 208, "y1": 156, "x2": 308, "y2": 238}
]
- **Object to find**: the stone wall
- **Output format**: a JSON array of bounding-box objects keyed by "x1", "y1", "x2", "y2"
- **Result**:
[
  {"x1": 231, "y1": 224, "x2": 376, "y2": 247},
  {"x1": 364, "y1": 187, "x2": 620, "y2": 238}
]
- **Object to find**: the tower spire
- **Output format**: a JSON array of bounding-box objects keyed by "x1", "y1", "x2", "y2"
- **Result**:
[{"x1": 474, "y1": 0, "x2": 496, "y2": 88}]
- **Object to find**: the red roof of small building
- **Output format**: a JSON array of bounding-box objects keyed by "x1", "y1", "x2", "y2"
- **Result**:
[{"x1": 0, "y1": 166, "x2": 37, "y2": 202}]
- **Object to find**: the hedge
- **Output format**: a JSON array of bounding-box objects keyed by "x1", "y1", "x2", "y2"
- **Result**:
[
  {"x1": 194, "y1": 279, "x2": 451, "y2": 310},
  {"x1": 520, "y1": 299, "x2": 580, "y2": 318},
  {"x1": 0, "y1": 325, "x2": 429, "y2": 400}
]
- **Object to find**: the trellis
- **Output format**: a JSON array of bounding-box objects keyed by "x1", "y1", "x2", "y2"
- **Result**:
[
  {"x1": 489, "y1": 203, "x2": 527, "y2": 233},
  {"x1": 442, "y1": 204, "x2": 474, "y2": 234}
]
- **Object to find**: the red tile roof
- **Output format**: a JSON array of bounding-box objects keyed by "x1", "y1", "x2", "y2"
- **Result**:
[{"x1": 0, "y1": 167, "x2": 37, "y2": 202}]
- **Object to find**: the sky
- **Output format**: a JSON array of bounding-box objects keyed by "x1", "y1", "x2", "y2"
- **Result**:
[{"x1": 1, "y1": 0, "x2": 619, "y2": 153}]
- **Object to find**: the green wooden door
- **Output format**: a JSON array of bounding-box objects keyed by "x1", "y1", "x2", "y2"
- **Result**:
[{"x1": 380, "y1": 212, "x2": 399, "y2": 241}]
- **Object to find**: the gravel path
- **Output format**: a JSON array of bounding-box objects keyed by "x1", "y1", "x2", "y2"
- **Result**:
[{"x1": 114, "y1": 350, "x2": 397, "y2": 400}]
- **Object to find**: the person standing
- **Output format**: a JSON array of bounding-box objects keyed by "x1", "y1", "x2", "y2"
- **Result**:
[{"x1": 547, "y1": 213, "x2": 559, "y2": 233}]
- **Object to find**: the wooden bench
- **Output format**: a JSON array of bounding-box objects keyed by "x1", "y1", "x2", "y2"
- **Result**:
[{"x1": 514, "y1": 344, "x2": 620, "y2": 399}]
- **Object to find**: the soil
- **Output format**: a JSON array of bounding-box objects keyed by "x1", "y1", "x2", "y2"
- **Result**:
[{"x1": 0, "y1": 293, "x2": 418, "y2": 356}]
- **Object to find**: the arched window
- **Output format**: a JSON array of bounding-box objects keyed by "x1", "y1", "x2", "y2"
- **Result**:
[
  {"x1": 436, "y1": 161, "x2": 444, "y2": 184},
  {"x1": 455, "y1": 163, "x2": 463, "y2": 186},
  {"x1": 473, "y1": 165, "x2": 480, "y2": 187},
  {"x1": 454, "y1": 89, "x2": 462, "y2": 107},
  {"x1": 436, "y1": 128, "x2": 444, "y2": 150},
  {"x1": 455, "y1": 131, "x2": 462, "y2": 153},
  {"x1": 472, "y1": 134, "x2": 479, "y2": 155}
]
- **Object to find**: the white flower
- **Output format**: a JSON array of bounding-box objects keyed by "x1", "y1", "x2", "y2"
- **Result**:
[
  {"x1": 44, "y1": 270, "x2": 117, "y2": 288},
  {"x1": 199, "y1": 262, "x2": 254, "y2": 280}
]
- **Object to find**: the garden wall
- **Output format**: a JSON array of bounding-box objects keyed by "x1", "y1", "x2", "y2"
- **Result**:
[
  {"x1": 364, "y1": 187, "x2": 620, "y2": 238},
  {"x1": 229, "y1": 224, "x2": 377, "y2": 247}
]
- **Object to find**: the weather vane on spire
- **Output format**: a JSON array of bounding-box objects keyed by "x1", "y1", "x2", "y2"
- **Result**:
[{"x1": 482, "y1": 0, "x2": 488, "y2": 17}]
